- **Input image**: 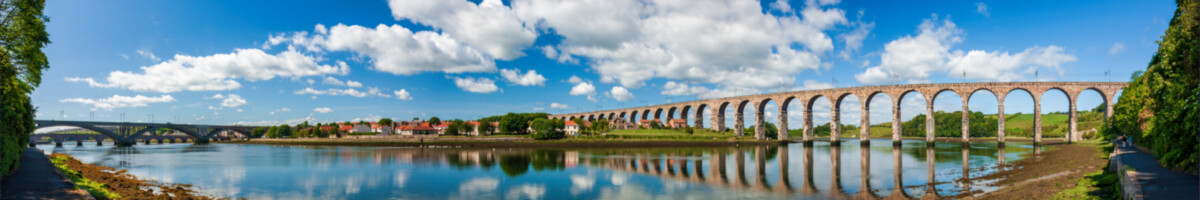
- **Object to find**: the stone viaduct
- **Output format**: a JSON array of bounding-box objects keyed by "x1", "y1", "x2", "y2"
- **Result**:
[
  {"x1": 31, "y1": 120, "x2": 261, "y2": 146},
  {"x1": 550, "y1": 82, "x2": 1127, "y2": 144}
]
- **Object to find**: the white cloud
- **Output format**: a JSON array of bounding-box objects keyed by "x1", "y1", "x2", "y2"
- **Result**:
[
  {"x1": 855, "y1": 15, "x2": 1075, "y2": 85},
  {"x1": 661, "y1": 81, "x2": 710, "y2": 96},
  {"x1": 323, "y1": 76, "x2": 346, "y2": 86},
  {"x1": 798, "y1": 80, "x2": 835, "y2": 90},
  {"x1": 567, "y1": 76, "x2": 584, "y2": 84},
  {"x1": 453, "y1": 77, "x2": 500, "y2": 93},
  {"x1": 210, "y1": 93, "x2": 248, "y2": 108},
  {"x1": 770, "y1": 0, "x2": 793, "y2": 13},
  {"x1": 136, "y1": 49, "x2": 160, "y2": 61},
  {"x1": 394, "y1": 89, "x2": 413, "y2": 100},
  {"x1": 947, "y1": 45, "x2": 1077, "y2": 82},
  {"x1": 294, "y1": 87, "x2": 393, "y2": 98},
  {"x1": 569, "y1": 82, "x2": 596, "y2": 96},
  {"x1": 500, "y1": 68, "x2": 547, "y2": 86},
  {"x1": 609, "y1": 86, "x2": 634, "y2": 101},
  {"x1": 550, "y1": 103, "x2": 569, "y2": 109},
  {"x1": 270, "y1": 24, "x2": 495, "y2": 75},
  {"x1": 512, "y1": 0, "x2": 843, "y2": 89},
  {"x1": 61, "y1": 94, "x2": 176, "y2": 111},
  {"x1": 839, "y1": 11, "x2": 873, "y2": 60},
  {"x1": 1109, "y1": 42, "x2": 1125, "y2": 55},
  {"x1": 346, "y1": 80, "x2": 363, "y2": 87},
  {"x1": 388, "y1": 0, "x2": 538, "y2": 60},
  {"x1": 975, "y1": 2, "x2": 989, "y2": 17},
  {"x1": 314, "y1": 107, "x2": 333, "y2": 113},
  {"x1": 67, "y1": 48, "x2": 348, "y2": 93}
]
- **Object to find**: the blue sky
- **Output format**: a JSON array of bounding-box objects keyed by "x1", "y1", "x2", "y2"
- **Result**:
[{"x1": 32, "y1": 0, "x2": 1173, "y2": 126}]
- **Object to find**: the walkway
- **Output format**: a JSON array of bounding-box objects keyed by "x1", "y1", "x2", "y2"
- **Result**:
[
  {"x1": 0, "y1": 148, "x2": 92, "y2": 200},
  {"x1": 1114, "y1": 141, "x2": 1200, "y2": 199}
]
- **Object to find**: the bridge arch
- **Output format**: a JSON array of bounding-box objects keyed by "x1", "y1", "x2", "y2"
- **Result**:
[
  {"x1": 642, "y1": 109, "x2": 652, "y2": 120},
  {"x1": 654, "y1": 108, "x2": 664, "y2": 120},
  {"x1": 667, "y1": 107, "x2": 678, "y2": 122},
  {"x1": 694, "y1": 104, "x2": 709, "y2": 129},
  {"x1": 33, "y1": 124, "x2": 122, "y2": 144}
]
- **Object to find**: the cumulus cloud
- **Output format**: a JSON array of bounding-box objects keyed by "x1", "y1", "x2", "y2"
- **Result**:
[
  {"x1": 268, "y1": 24, "x2": 495, "y2": 75},
  {"x1": 209, "y1": 94, "x2": 248, "y2": 108},
  {"x1": 661, "y1": 81, "x2": 710, "y2": 96},
  {"x1": 855, "y1": 15, "x2": 1075, "y2": 85},
  {"x1": 797, "y1": 80, "x2": 836, "y2": 90},
  {"x1": 323, "y1": 76, "x2": 346, "y2": 86},
  {"x1": 314, "y1": 107, "x2": 333, "y2": 113},
  {"x1": 500, "y1": 68, "x2": 546, "y2": 86},
  {"x1": 345, "y1": 80, "x2": 363, "y2": 87},
  {"x1": 66, "y1": 49, "x2": 348, "y2": 93},
  {"x1": 388, "y1": 0, "x2": 538, "y2": 60},
  {"x1": 453, "y1": 77, "x2": 500, "y2": 93},
  {"x1": 569, "y1": 82, "x2": 596, "y2": 96},
  {"x1": 294, "y1": 87, "x2": 392, "y2": 98},
  {"x1": 394, "y1": 89, "x2": 413, "y2": 100},
  {"x1": 61, "y1": 94, "x2": 176, "y2": 111},
  {"x1": 550, "y1": 103, "x2": 569, "y2": 109},
  {"x1": 566, "y1": 76, "x2": 584, "y2": 84},
  {"x1": 511, "y1": 0, "x2": 844, "y2": 89},
  {"x1": 609, "y1": 86, "x2": 634, "y2": 101}
]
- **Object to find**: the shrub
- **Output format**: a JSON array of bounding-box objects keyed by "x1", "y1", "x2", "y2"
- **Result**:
[{"x1": 530, "y1": 118, "x2": 565, "y2": 140}]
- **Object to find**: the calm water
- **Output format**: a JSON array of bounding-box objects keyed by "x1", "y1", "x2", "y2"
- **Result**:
[{"x1": 38, "y1": 139, "x2": 1041, "y2": 199}]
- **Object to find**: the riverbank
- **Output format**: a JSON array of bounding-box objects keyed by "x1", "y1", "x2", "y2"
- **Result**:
[
  {"x1": 975, "y1": 141, "x2": 1113, "y2": 199},
  {"x1": 46, "y1": 153, "x2": 226, "y2": 199}
]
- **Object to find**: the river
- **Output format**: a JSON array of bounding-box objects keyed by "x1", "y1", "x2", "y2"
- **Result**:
[{"x1": 38, "y1": 139, "x2": 1041, "y2": 199}]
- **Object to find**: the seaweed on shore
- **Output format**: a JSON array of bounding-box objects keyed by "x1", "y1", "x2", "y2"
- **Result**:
[{"x1": 49, "y1": 153, "x2": 234, "y2": 200}]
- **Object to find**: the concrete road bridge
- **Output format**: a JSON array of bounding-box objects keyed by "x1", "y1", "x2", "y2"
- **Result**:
[
  {"x1": 31, "y1": 120, "x2": 263, "y2": 146},
  {"x1": 550, "y1": 82, "x2": 1127, "y2": 144}
]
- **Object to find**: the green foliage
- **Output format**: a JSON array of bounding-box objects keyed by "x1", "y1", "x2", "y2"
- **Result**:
[
  {"x1": 251, "y1": 127, "x2": 266, "y2": 138},
  {"x1": 649, "y1": 121, "x2": 662, "y2": 129},
  {"x1": 50, "y1": 155, "x2": 121, "y2": 199},
  {"x1": 445, "y1": 119, "x2": 469, "y2": 135},
  {"x1": 530, "y1": 118, "x2": 565, "y2": 140},
  {"x1": 278, "y1": 125, "x2": 294, "y2": 138},
  {"x1": 590, "y1": 119, "x2": 609, "y2": 135},
  {"x1": 1, "y1": 0, "x2": 51, "y2": 176},
  {"x1": 492, "y1": 112, "x2": 549, "y2": 135},
  {"x1": 428, "y1": 117, "x2": 441, "y2": 125},
  {"x1": 1107, "y1": 0, "x2": 1200, "y2": 173},
  {"x1": 378, "y1": 118, "x2": 393, "y2": 126},
  {"x1": 900, "y1": 111, "x2": 998, "y2": 137},
  {"x1": 813, "y1": 123, "x2": 858, "y2": 137},
  {"x1": 478, "y1": 119, "x2": 496, "y2": 135},
  {"x1": 745, "y1": 122, "x2": 779, "y2": 139},
  {"x1": 265, "y1": 126, "x2": 279, "y2": 138}
]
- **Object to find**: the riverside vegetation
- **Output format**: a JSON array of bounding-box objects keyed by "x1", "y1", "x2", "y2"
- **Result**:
[{"x1": 1105, "y1": 0, "x2": 1199, "y2": 174}]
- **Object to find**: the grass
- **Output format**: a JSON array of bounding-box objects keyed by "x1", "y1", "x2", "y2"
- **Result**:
[
  {"x1": 1051, "y1": 140, "x2": 1121, "y2": 200},
  {"x1": 49, "y1": 154, "x2": 121, "y2": 200}
]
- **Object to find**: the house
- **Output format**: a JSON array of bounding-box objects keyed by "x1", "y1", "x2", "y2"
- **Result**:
[
  {"x1": 348, "y1": 123, "x2": 371, "y2": 133},
  {"x1": 465, "y1": 121, "x2": 499, "y2": 136},
  {"x1": 667, "y1": 119, "x2": 688, "y2": 129},
  {"x1": 371, "y1": 122, "x2": 393, "y2": 135},
  {"x1": 397, "y1": 124, "x2": 437, "y2": 135},
  {"x1": 638, "y1": 119, "x2": 661, "y2": 129},
  {"x1": 564, "y1": 120, "x2": 592, "y2": 135},
  {"x1": 434, "y1": 122, "x2": 450, "y2": 134},
  {"x1": 338, "y1": 125, "x2": 353, "y2": 133}
]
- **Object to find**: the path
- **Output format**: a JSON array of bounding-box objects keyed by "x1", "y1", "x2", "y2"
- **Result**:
[
  {"x1": 1114, "y1": 141, "x2": 1200, "y2": 199},
  {"x1": 0, "y1": 148, "x2": 92, "y2": 200}
]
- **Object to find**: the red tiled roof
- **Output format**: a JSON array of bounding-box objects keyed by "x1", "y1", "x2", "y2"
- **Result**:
[
  {"x1": 320, "y1": 126, "x2": 335, "y2": 131},
  {"x1": 339, "y1": 125, "x2": 353, "y2": 131}
]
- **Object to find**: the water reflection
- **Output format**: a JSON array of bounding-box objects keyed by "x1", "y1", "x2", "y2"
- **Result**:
[{"x1": 40, "y1": 140, "x2": 1039, "y2": 199}]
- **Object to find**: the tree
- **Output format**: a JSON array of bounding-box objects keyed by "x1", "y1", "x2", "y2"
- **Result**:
[
  {"x1": 478, "y1": 120, "x2": 496, "y2": 135},
  {"x1": 429, "y1": 117, "x2": 441, "y2": 125},
  {"x1": 531, "y1": 118, "x2": 565, "y2": 140},
  {"x1": 266, "y1": 126, "x2": 279, "y2": 138},
  {"x1": 1, "y1": 0, "x2": 51, "y2": 176},
  {"x1": 445, "y1": 119, "x2": 466, "y2": 135},
  {"x1": 378, "y1": 118, "x2": 393, "y2": 127},
  {"x1": 252, "y1": 127, "x2": 266, "y2": 138},
  {"x1": 649, "y1": 121, "x2": 662, "y2": 129},
  {"x1": 278, "y1": 125, "x2": 293, "y2": 138},
  {"x1": 1108, "y1": 1, "x2": 1199, "y2": 173},
  {"x1": 591, "y1": 120, "x2": 609, "y2": 135},
  {"x1": 571, "y1": 118, "x2": 588, "y2": 135}
]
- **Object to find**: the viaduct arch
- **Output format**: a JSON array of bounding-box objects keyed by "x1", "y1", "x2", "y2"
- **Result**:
[{"x1": 551, "y1": 82, "x2": 1127, "y2": 145}]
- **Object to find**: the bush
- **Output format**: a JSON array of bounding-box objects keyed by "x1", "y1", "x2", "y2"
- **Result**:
[{"x1": 530, "y1": 118, "x2": 565, "y2": 140}]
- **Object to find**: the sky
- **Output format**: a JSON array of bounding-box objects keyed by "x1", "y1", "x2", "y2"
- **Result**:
[{"x1": 32, "y1": 0, "x2": 1174, "y2": 127}]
